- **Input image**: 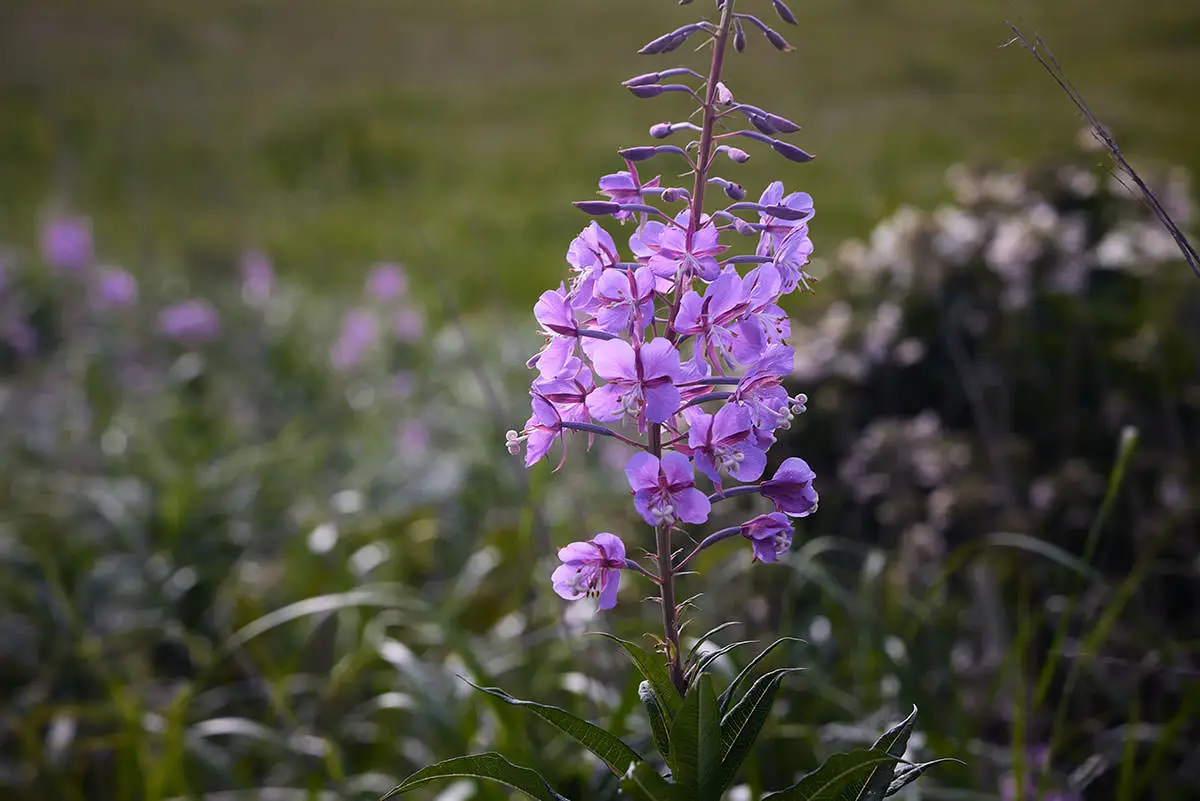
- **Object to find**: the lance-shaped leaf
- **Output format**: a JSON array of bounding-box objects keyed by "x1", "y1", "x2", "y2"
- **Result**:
[
  {"x1": 639, "y1": 680, "x2": 672, "y2": 761},
  {"x1": 621, "y1": 761, "x2": 689, "y2": 801},
  {"x1": 859, "y1": 706, "x2": 917, "y2": 800},
  {"x1": 685, "y1": 621, "x2": 741, "y2": 665},
  {"x1": 593, "y1": 632, "x2": 682, "y2": 719},
  {"x1": 762, "y1": 749, "x2": 902, "y2": 801},
  {"x1": 885, "y1": 759, "x2": 963, "y2": 796},
  {"x1": 717, "y1": 667, "x2": 804, "y2": 794},
  {"x1": 667, "y1": 674, "x2": 722, "y2": 800},
  {"x1": 465, "y1": 680, "x2": 642, "y2": 777},
  {"x1": 685, "y1": 639, "x2": 759, "y2": 683},
  {"x1": 381, "y1": 753, "x2": 569, "y2": 801},
  {"x1": 717, "y1": 637, "x2": 803, "y2": 714}
]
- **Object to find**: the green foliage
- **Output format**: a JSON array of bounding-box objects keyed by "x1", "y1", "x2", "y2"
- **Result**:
[
  {"x1": 466, "y1": 681, "x2": 643, "y2": 777},
  {"x1": 381, "y1": 753, "x2": 569, "y2": 801},
  {"x1": 762, "y1": 750, "x2": 902, "y2": 801}
]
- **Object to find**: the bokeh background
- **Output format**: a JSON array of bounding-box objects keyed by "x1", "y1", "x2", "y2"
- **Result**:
[{"x1": 1, "y1": 0, "x2": 1197, "y2": 799}]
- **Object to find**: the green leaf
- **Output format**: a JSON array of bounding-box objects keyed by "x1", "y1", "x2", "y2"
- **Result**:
[
  {"x1": 685, "y1": 621, "x2": 742, "y2": 665},
  {"x1": 762, "y1": 749, "x2": 902, "y2": 801},
  {"x1": 620, "y1": 761, "x2": 688, "y2": 801},
  {"x1": 860, "y1": 706, "x2": 917, "y2": 800},
  {"x1": 667, "y1": 674, "x2": 722, "y2": 800},
  {"x1": 885, "y1": 758, "x2": 962, "y2": 796},
  {"x1": 717, "y1": 637, "x2": 803, "y2": 714},
  {"x1": 593, "y1": 632, "x2": 682, "y2": 720},
  {"x1": 380, "y1": 752, "x2": 569, "y2": 801},
  {"x1": 464, "y1": 680, "x2": 642, "y2": 777},
  {"x1": 717, "y1": 667, "x2": 804, "y2": 795},
  {"x1": 639, "y1": 680, "x2": 672, "y2": 761},
  {"x1": 685, "y1": 639, "x2": 759, "y2": 683}
]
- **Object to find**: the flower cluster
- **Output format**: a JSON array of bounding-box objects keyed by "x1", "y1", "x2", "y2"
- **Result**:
[{"x1": 506, "y1": 1, "x2": 820, "y2": 616}]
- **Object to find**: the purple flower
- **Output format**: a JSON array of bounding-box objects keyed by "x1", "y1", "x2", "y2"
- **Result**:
[
  {"x1": 159, "y1": 300, "x2": 220, "y2": 344},
  {"x1": 529, "y1": 286, "x2": 583, "y2": 378},
  {"x1": 241, "y1": 250, "x2": 275, "y2": 306},
  {"x1": 760, "y1": 457, "x2": 818, "y2": 517},
  {"x1": 567, "y1": 222, "x2": 620, "y2": 310},
  {"x1": 40, "y1": 215, "x2": 93, "y2": 271},
  {"x1": 532, "y1": 358, "x2": 593, "y2": 426},
  {"x1": 674, "y1": 269, "x2": 748, "y2": 371},
  {"x1": 594, "y1": 266, "x2": 655, "y2": 336},
  {"x1": 732, "y1": 265, "x2": 789, "y2": 363},
  {"x1": 397, "y1": 419, "x2": 429, "y2": 455},
  {"x1": 740, "y1": 512, "x2": 794, "y2": 562},
  {"x1": 626, "y1": 451, "x2": 710, "y2": 527},
  {"x1": 513, "y1": 394, "x2": 563, "y2": 467},
  {"x1": 91, "y1": 267, "x2": 138, "y2": 310},
  {"x1": 733, "y1": 344, "x2": 795, "y2": 448},
  {"x1": 393, "y1": 308, "x2": 424, "y2": 342},
  {"x1": 586, "y1": 337, "x2": 682, "y2": 426},
  {"x1": 773, "y1": 225, "x2": 815, "y2": 294},
  {"x1": 551, "y1": 532, "x2": 626, "y2": 610},
  {"x1": 636, "y1": 209, "x2": 725, "y2": 281},
  {"x1": 756, "y1": 181, "x2": 814, "y2": 257},
  {"x1": 682, "y1": 404, "x2": 766, "y2": 485},
  {"x1": 598, "y1": 171, "x2": 660, "y2": 222},
  {"x1": 331, "y1": 307, "x2": 379, "y2": 370},
  {"x1": 367, "y1": 262, "x2": 408, "y2": 301}
]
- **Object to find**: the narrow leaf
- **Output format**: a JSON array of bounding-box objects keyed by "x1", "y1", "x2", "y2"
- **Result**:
[
  {"x1": 621, "y1": 761, "x2": 688, "y2": 801},
  {"x1": 639, "y1": 680, "x2": 672, "y2": 761},
  {"x1": 667, "y1": 675, "x2": 722, "y2": 798},
  {"x1": 861, "y1": 706, "x2": 918, "y2": 800},
  {"x1": 380, "y1": 753, "x2": 568, "y2": 801},
  {"x1": 762, "y1": 749, "x2": 901, "y2": 801},
  {"x1": 717, "y1": 637, "x2": 803, "y2": 714},
  {"x1": 686, "y1": 639, "x2": 759, "y2": 682},
  {"x1": 685, "y1": 621, "x2": 741, "y2": 665},
  {"x1": 465, "y1": 680, "x2": 642, "y2": 776},
  {"x1": 717, "y1": 668, "x2": 803, "y2": 795},
  {"x1": 593, "y1": 632, "x2": 682, "y2": 719},
  {"x1": 885, "y1": 758, "x2": 963, "y2": 796}
]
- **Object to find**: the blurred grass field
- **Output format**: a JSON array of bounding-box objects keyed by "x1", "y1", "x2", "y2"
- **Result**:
[{"x1": 1, "y1": 0, "x2": 1198, "y2": 309}]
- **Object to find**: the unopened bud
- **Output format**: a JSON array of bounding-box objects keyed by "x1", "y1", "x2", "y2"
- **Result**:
[
  {"x1": 771, "y1": 140, "x2": 815, "y2": 163},
  {"x1": 623, "y1": 72, "x2": 660, "y2": 87},
  {"x1": 661, "y1": 187, "x2": 690, "y2": 203},
  {"x1": 628, "y1": 84, "x2": 666, "y2": 99},
  {"x1": 724, "y1": 182, "x2": 746, "y2": 201},
  {"x1": 732, "y1": 218, "x2": 756, "y2": 236},
  {"x1": 649, "y1": 122, "x2": 673, "y2": 139},
  {"x1": 722, "y1": 146, "x2": 751, "y2": 164},
  {"x1": 574, "y1": 200, "x2": 622, "y2": 216},
  {"x1": 619, "y1": 146, "x2": 659, "y2": 162},
  {"x1": 763, "y1": 26, "x2": 794, "y2": 51},
  {"x1": 772, "y1": 0, "x2": 798, "y2": 25},
  {"x1": 715, "y1": 82, "x2": 734, "y2": 105},
  {"x1": 733, "y1": 19, "x2": 747, "y2": 52}
]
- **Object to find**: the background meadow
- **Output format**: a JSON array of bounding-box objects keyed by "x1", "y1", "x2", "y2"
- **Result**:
[{"x1": 1, "y1": 0, "x2": 1198, "y2": 799}]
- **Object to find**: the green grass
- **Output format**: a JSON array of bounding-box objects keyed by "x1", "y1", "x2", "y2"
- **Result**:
[{"x1": 1, "y1": 0, "x2": 1198, "y2": 308}]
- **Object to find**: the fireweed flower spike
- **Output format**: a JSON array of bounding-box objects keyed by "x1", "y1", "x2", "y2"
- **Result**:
[
  {"x1": 506, "y1": 0, "x2": 826, "y2": 692},
  {"x1": 392, "y1": 3, "x2": 951, "y2": 798}
]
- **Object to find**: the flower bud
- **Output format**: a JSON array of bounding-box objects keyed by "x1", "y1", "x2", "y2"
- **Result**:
[
  {"x1": 724, "y1": 182, "x2": 746, "y2": 201},
  {"x1": 732, "y1": 217, "x2": 756, "y2": 236},
  {"x1": 763, "y1": 26, "x2": 794, "y2": 51},
  {"x1": 574, "y1": 200, "x2": 622, "y2": 216},
  {"x1": 628, "y1": 84, "x2": 666, "y2": 99},
  {"x1": 660, "y1": 187, "x2": 691, "y2": 203},
  {"x1": 771, "y1": 139, "x2": 815, "y2": 163},
  {"x1": 715, "y1": 81, "x2": 734, "y2": 105},
  {"x1": 772, "y1": 0, "x2": 798, "y2": 25},
  {"x1": 721, "y1": 146, "x2": 751, "y2": 164},
  {"x1": 619, "y1": 146, "x2": 659, "y2": 162},
  {"x1": 623, "y1": 71, "x2": 660, "y2": 87},
  {"x1": 649, "y1": 122, "x2": 674, "y2": 139},
  {"x1": 733, "y1": 19, "x2": 747, "y2": 52}
]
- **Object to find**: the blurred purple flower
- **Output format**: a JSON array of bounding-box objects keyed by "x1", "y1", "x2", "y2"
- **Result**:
[
  {"x1": 366, "y1": 263, "x2": 408, "y2": 302},
  {"x1": 159, "y1": 300, "x2": 220, "y2": 344},
  {"x1": 40, "y1": 215, "x2": 94, "y2": 271},
  {"x1": 91, "y1": 267, "x2": 138, "y2": 310},
  {"x1": 551, "y1": 532, "x2": 626, "y2": 610},
  {"x1": 241, "y1": 250, "x2": 275, "y2": 307},
  {"x1": 397, "y1": 419, "x2": 429, "y2": 455},
  {"x1": 393, "y1": 308, "x2": 424, "y2": 342},
  {"x1": 740, "y1": 512, "x2": 794, "y2": 562},
  {"x1": 331, "y1": 307, "x2": 379, "y2": 370}
]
